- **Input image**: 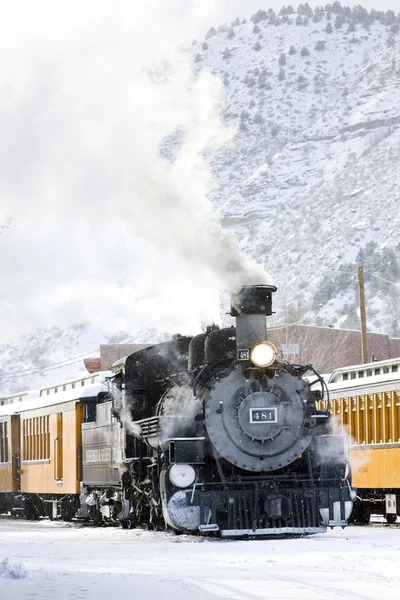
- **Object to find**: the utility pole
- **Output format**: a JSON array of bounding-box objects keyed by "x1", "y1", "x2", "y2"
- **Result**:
[{"x1": 358, "y1": 266, "x2": 368, "y2": 363}]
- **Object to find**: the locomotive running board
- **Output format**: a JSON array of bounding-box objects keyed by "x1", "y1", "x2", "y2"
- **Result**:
[
  {"x1": 220, "y1": 526, "x2": 326, "y2": 537},
  {"x1": 199, "y1": 524, "x2": 220, "y2": 532}
]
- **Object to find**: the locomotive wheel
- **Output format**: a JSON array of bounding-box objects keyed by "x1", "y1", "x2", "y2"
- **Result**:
[
  {"x1": 24, "y1": 497, "x2": 41, "y2": 521},
  {"x1": 25, "y1": 507, "x2": 40, "y2": 521},
  {"x1": 150, "y1": 516, "x2": 165, "y2": 531},
  {"x1": 121, "y1": 518, "x2": 136, "y2": 529},
  {"x1": 385, "y1": 513, "x2": 397, "y2": 524},
  {"x1": 349, "y1": 500, "x2": 371, "y2": 525}
]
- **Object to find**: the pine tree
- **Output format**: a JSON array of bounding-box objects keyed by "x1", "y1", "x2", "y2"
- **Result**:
[
  {"x1": 279, "y1": 52, "x2": 287, "y2": 66},
  {"x1": 205, "y1": 27, "x2": 217, "y2": 39},
  {"x1": 253, "y1": 112, "x2": 264, "y2": 124}
]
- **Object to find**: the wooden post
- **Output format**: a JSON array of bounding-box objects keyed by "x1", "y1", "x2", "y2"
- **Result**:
[{"x1": 358, "y1": 266, "x2": 368, "y2": 363}]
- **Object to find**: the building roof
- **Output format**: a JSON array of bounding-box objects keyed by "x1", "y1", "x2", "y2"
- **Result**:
[
  {"x1": 99, "y1": 344, "x2": 153, "y2": 371},
  {"x1": 84, "y1": 357, "x2": 101, "y2": 373}
]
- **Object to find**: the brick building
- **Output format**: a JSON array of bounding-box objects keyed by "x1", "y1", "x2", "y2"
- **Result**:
[
  {"x1": 268, "y1": 325, "x2": 400, "y2": 373},
  {"x1": 84, "y1": 329, "x2": 400, "y2": 376},
  {"x1": 84, "y1": 344, "x2": 151, "y2": 373}
]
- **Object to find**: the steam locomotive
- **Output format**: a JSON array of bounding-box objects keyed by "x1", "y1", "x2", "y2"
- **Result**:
[{"x1": 77, "y1": 285, "x2": 354, "y2": 536}]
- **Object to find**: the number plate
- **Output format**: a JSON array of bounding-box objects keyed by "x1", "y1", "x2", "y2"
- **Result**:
[{"x1": 249, "y1": 407, "x2": 277, "y2": 424}]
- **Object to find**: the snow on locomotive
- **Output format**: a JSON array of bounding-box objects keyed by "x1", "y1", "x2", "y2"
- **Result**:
[{"x1": 78, "y1": 285, "x2": 354, "y2": 536}]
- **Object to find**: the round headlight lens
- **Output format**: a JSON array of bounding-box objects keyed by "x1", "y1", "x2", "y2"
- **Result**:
[
  {"x1": 250, "y1": 342, "x2": 276, "y2": 368},
  {"x1": 169, "y1": 464, "x2": 196, "y2": 488}
]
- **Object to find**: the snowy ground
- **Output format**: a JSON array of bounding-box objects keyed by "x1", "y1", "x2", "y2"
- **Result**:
[{"x1": 0, "y1": 519, "x2": 398, "y2": 600}]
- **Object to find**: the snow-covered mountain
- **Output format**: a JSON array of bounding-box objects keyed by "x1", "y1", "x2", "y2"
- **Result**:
[
  {"x1": 1, "y1": 4, "x2": 399, "y2": 395},
  {"x1": 184, "y1": 4, "x2": 400, "y2": 333}
]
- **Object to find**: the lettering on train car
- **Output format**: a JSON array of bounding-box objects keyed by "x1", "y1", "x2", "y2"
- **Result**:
[{"x1": 85, "y1": 448, "x2": 112, "y2": 463}]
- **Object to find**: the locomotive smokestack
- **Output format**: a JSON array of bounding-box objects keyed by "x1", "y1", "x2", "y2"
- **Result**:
[{"x1": 230, "y1": 285, "x2": 277, "y2": 361}]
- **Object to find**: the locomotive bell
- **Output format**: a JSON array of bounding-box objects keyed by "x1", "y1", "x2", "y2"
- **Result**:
[{"x1": 230, "y1": 285, "x2": 277, "y2": 360}]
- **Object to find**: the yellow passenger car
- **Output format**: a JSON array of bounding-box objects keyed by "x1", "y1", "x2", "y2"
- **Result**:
[
  {"x1": 0, "y1": 372, "x2": 110, "y2": 519},
  {"x1": 319, "y1": 357, "x2": 400, "y2": 523}
]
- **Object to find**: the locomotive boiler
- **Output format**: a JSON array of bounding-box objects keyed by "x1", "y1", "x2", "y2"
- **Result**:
[{"x1": 78, "y1": 285, "x2": 354, "y2": 536}]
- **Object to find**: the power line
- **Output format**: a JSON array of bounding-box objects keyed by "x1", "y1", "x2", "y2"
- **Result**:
[
  {"x1": 365, "y1": 270, "x2": 400, "y2": 288},
  {"x1": 270, "y1": 276, "x2": 358, "y2": 330},
  {"x1": 0, "y1": 329, "x2": 153, "y2": 382}
]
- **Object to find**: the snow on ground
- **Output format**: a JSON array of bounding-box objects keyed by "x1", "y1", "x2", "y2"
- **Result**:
[{"x1": 0, "y1": 519, "x2": 398, "y2": 600}]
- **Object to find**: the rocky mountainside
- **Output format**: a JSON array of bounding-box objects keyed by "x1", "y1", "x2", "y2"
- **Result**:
[
  {"x1": 184, "y1": 4, "x2": 400, "y2": 333},
  {"x1": 1, "y1": 4, "x2": 399, "y2": 395}
]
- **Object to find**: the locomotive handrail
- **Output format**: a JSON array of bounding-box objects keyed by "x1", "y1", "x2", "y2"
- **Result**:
[
  {"x1": 12, "y1": 450, "x2": 20, "y2": 484},
  {"x1": 76, "y1": 444, "x2": 82, "y2": 481},
  {"x1": 53, "y1": 437, "x2": 58, "y2": 480}
]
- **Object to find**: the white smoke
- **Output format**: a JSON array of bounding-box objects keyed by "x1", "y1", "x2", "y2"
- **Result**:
[
  {"x1": 159, "y1": 387, "x2": 202, "y2": 442},
  {"x1": 321, "y1": 415, "x2": 370, "y2": 471},
  {"x1": 111, "y1": 385, "x2": 141, "y2": 439},
  {"x1": 0, "y1": 1, "x2": 272, "y2": 343}
]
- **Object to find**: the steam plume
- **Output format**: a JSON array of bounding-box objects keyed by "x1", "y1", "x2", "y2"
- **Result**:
[{"x1": 0, "y1": 1, "x2": 272, "y2": 342}]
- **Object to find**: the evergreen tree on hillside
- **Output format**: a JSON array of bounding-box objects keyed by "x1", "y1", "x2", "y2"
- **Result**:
[
  {"x1": 331, "y1": 1, "x2": 343, "y2": 14},
  {"x1": 335, "y1": 15, "x2": 344, "y2": 29},
  {"x1": 298, "y1": 3, "x2": 312, "y2": 15},
  {"x1": 205, "y1": 27, "x2": 217, "y2": 39},
  {"x1": 251, "y1": 9, "x2": 268, "y2": 24}
]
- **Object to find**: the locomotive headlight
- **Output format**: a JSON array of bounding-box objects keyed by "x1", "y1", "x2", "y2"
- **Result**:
[
  {"x1": 250, "y1": 342, "x2": 277, "y2": 368},
  {"x1": 169, "y1": 464, "x2": 196, "y2": 488}
]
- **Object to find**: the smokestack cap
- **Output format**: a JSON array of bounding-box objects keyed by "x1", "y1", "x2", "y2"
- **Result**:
[{"x1": 230, "y1": 285, "x2": 277, "y2": 317}]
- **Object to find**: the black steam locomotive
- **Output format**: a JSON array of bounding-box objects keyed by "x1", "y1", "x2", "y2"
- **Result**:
[{"x1": 77, "y1": 285, "x2": 354, "y2": 536}]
